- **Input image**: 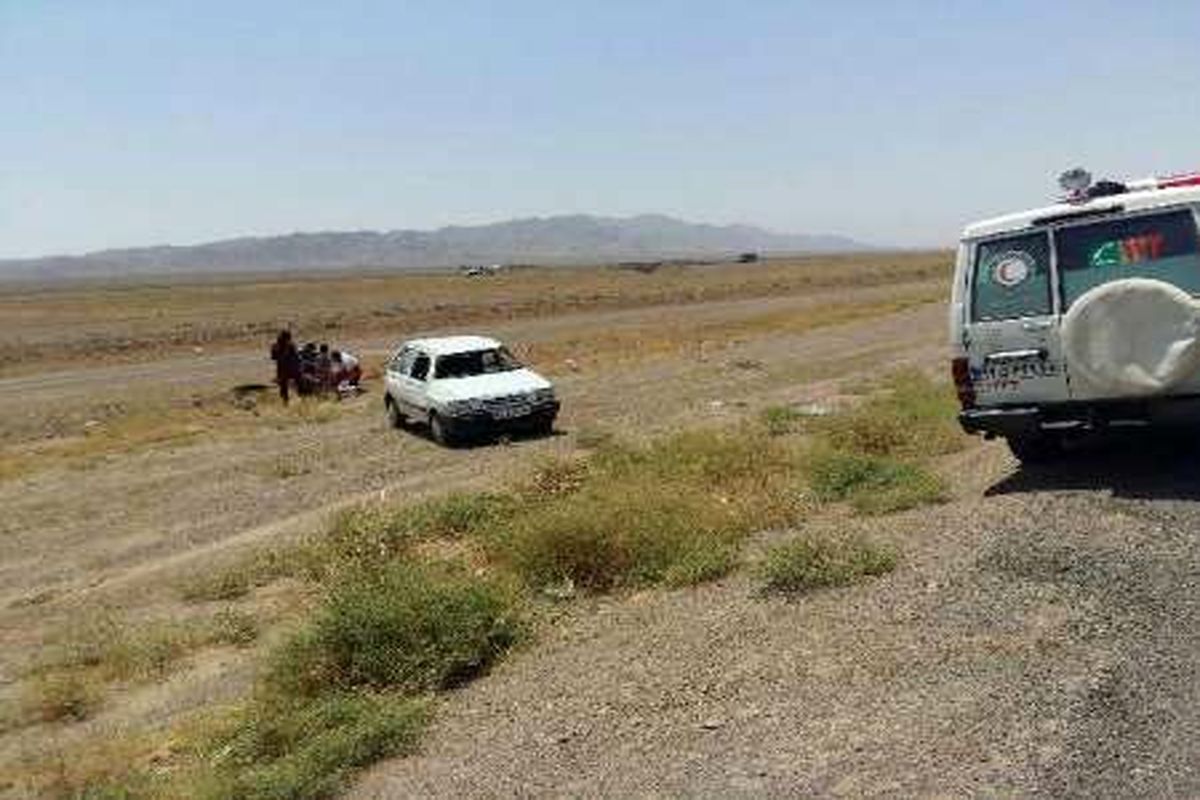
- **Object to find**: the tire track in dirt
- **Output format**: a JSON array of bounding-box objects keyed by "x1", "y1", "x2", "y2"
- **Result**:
[{"x1": 0, "y1": 300, "x2": 946, "y2": 685}]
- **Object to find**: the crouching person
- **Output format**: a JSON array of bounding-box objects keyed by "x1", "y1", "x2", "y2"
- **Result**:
[{"x1": 331, "y1": 350, "x2": 362, "y2": 398}]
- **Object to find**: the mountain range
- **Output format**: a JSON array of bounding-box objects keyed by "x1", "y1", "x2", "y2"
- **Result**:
[{"x1": 0, "y1": 214, "x2": 868, "y2": 280}]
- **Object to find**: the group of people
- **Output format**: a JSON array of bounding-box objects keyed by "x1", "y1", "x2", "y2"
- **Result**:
[{"x1": 270, "y1": 330, "x2": 362, "y2": 404}]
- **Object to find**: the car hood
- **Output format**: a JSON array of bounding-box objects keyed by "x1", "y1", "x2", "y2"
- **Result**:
[{"x1": 428, "y1": 369, "x2": 551, "y2": 402}]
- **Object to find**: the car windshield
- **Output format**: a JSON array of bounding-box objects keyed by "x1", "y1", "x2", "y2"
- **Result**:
[
  {"x1": 1056, "y1": 208, "x2": 1200, "y2": 308},
  {"x1": 434, "y1": 348, "x2": 523, "y2": 379}
]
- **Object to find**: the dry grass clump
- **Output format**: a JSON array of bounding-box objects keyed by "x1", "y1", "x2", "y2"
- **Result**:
[
  {"x1": 801, "y1": 370, "x2": 964, "y2": 515},
  {"x1": 209, "y1": 608, "x2": 260, "y2": 647},
  {"x1": 758, "y1": 534, "x2": 897, "y2": 595},
  {"x1": 23, "y1": 671, "x2": 102, "y2": 723},
  {"x1": 409, "y1": 491, "x2": 520, "y2": 539},
  {"x1": 180, "y1": 549, "x2": 302, "y2": 602},
  {"x1": 11, "y1": 729, "x2": 162, "y2": 799},
  {"x1": 498, "y1": 482, "x2": 746, "y2": 591},
  {"x1": 181, "y1": 492, "x2": 517, "y2": 604},
  {"x1": 760, "y1": 405, "x2": 807, "y2": 437},
  {"x1": 23, "y1": 608, "x2": 260, "y2": 724},
  {"x1": 33, "y1": 615, "x2": 195, "y2": 684},
  {"x1": 485, "y1": 428, "x2": 804, "y2": 592},
  {"x1": 818, "y1": 369, "x2": 964, "y2": 460}
]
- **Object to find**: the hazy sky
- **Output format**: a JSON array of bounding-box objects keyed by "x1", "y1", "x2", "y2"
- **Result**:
[{"x1": 3, "y1": 1, "x2": 1199, "y2": 258}]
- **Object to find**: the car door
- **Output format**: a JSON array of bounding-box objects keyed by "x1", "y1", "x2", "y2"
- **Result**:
[
  {"x1": 385, "y1": 346, "x2": 415, "y2": 407},
  {"x1": 396, "y1": 351, "x2": 433, "y2": 417},
  {"x1": 964, "y1": 229, "x2": 1072, "y2": 405}
]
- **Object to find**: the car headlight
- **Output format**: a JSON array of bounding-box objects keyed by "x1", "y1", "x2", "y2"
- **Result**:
[{"x1": 531, "y1": 388, "x2": 556, "y2": 404}]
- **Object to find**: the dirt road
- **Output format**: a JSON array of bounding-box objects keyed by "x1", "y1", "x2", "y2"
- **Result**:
[
  {"x1": 0, "y1": 285, "x2": 943, "y2": 710},
  {"x1": 350, "y1": 436, "x2": 1200, "y2": 798},
  {"x1": 9, "y1": 263, "x2": 1196, "y2": 797}
]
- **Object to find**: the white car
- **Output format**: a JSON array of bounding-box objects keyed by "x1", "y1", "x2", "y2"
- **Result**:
[
  {"x1": 383, "y1": 335, "x2": 559, "y2": 445},
  {"x1": 950, "y1": 169, "x2": 1200, "y2": 462}
]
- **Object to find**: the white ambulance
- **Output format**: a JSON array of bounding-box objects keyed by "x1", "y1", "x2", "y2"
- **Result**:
[{"x1": 950, "y1": 170, "x2": 1200, "y2": 462}]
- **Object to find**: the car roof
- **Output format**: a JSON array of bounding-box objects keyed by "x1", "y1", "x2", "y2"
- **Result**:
[
  {"x1": 404, "y1": 335, "x2": 502, "y2": 356},
  {"x1": 962, "y1": 183, "x2": 1200, "y2": 240}
]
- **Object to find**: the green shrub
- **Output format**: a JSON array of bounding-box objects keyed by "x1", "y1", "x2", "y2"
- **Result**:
[
  {"x1": 479, "y1": 427, "x2": 803, "y2": 593},
  {"x1": 822, "y1": 411, "x2": 910, "y2": 456},
  {"x1": 321, "y1": 504, "x2": 418, "y2": 566},
  {"x1": 662, "y1": 545, "x2": 740, "y2": 587},
  {"x1": 808, "y1": 449, "x2": 947, "y2": 514},
  {"x1": 809, "y1": 450, "x2": 897, "y2": 500},
  {"x1": 410, "y1": 491, "x2": 516, "y2": 539},
  {"x1": 642, "y1": 427, "x2": 791, "y2": 488},
  {"x1": 759, "y1": 534, "x2": 897, "y2": 595},
  {"x1": 202, "y1": 693, "x2": 427, "y2": 800},
  {"x1": 498, "y1": 480, "x2": 746, "y2": 591},
  {"x1": 265, "y1": 562, "x2": 521, "y2": 697},
  {"x1": 848, "y1": 466, "x2": 947, "y2": 515}
]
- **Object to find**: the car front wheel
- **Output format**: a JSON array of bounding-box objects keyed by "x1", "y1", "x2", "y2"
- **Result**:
[
  {"x1": 533, "y1": 414, "x2": 555, "y2": 438},
  {"x1": 386, "y1": 396, "x2": 406, "y2": 429},
  {"x1": 429, "y1": 412, "x2": 457, "y2": 447}
]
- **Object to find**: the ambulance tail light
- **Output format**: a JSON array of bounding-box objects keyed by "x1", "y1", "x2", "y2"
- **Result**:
[{"x1": 951, "y1": 357, "x2": 975, "y2": 410}]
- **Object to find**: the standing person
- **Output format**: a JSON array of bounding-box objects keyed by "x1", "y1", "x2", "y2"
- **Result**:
[
  {"x1": 316, "y1": 343, "x2": 334, "y2": 395},
  {"x1": 270, "y1": 330, "x2": 301, "y2": 404}
]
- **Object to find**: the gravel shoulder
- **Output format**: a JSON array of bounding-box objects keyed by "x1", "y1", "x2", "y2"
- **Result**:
[{"x1": 350, "y1": 438, "x2": 1200, "y2": 798}]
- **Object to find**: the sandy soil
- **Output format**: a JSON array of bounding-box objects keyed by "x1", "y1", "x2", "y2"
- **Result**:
[
  {"x1": 0, "y1": 274, "x2": 946, "y2": 786},
  {"x1": 7, "y1": 262, "x2": 1197, "y2": 797}
]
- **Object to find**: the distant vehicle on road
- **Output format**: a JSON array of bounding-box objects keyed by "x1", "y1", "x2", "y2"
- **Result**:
[
  {"x1": 950, "y1": 168, "x2": 1200, "y2": 462},
  {"x1": 383, "y1": 335, "x2": 559, "y2": 446},
  {"x1": 460, "y1": 264, "x2": 503, "y2": 277}
]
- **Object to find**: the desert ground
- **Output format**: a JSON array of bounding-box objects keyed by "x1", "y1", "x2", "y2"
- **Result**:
[{"x1": 2, "y1": 254, "x2": 1198, "y2": 798}]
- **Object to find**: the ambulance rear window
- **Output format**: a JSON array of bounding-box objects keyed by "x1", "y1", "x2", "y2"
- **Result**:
[
  {"x1": 1056, "y1": 208, "x2": 1200, "y2": 308},
  {"x1": 971, "y1": 232, "x2": 1052, "y2": 321}
]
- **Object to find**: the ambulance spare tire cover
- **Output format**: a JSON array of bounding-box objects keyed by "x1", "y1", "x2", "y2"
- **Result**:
[{"x1": 1061, "y1": 278, "x2": 1200, "y2": 395}]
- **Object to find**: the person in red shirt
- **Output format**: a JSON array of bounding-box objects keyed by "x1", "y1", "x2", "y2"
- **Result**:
[{"x1": 331, "y1": 349, "x2": 362, "y2": 396}]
